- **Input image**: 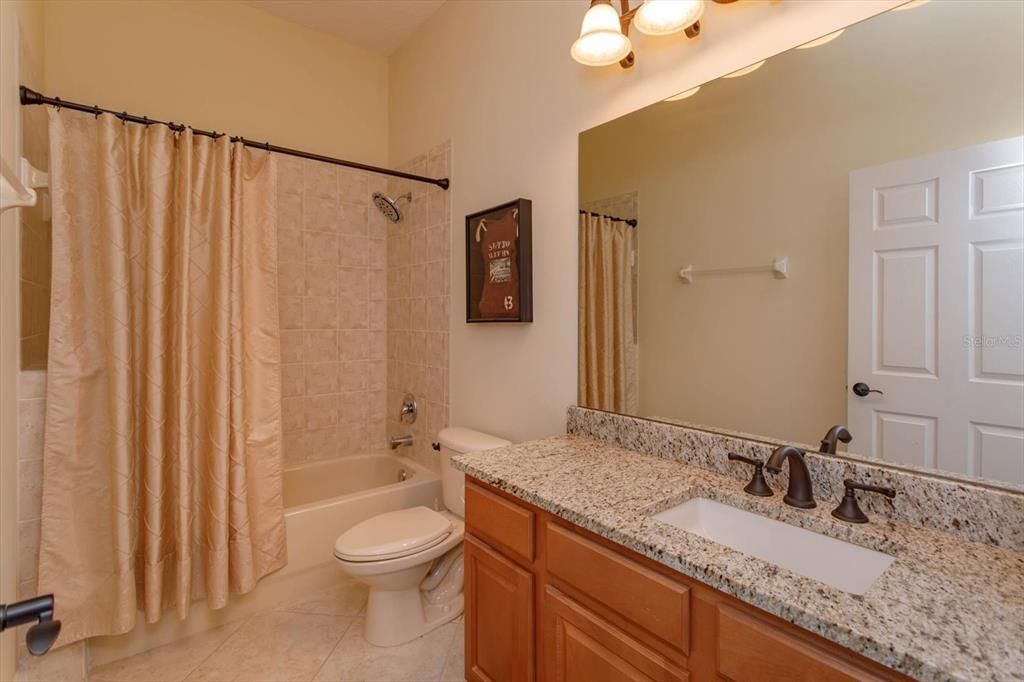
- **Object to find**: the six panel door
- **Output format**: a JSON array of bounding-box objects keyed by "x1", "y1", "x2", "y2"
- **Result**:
[{"x1": 848, "y1": 136, "x2": 1024, "y2": 483}]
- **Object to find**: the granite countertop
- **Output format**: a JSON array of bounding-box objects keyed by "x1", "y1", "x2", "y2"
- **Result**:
[{"x1": 452, "y1": 435, "x2": 1024, "y2": 682}]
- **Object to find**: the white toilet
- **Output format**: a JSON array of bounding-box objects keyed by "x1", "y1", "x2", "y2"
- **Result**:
[{"x1": 334, "y1": 427, "x2": 510, "y2": 647}]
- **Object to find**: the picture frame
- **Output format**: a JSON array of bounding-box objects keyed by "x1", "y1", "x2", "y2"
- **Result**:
[{"x1": 465, "y1": 198, "x2": 533, "y2": 323}]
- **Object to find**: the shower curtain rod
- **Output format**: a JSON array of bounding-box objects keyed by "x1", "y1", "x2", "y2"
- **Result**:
[
  {"x1": 19, "y1": 86, "x2": 450, "y2": 191},
  {"x1": 580, "y1": 209, "x2": 638, "y2": 227}
]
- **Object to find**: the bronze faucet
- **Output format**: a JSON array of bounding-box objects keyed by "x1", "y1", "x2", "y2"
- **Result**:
[
  {"x1": 765, "y1": 446, "x2": 816, "y2": 509},
  {"x1": 819, "y1": 425, "x2": 852, "y2": 454}
]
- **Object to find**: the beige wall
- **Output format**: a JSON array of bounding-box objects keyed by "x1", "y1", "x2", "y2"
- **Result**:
[
  {"x1": 388, "y1": 0, "x2": 899, "y2": 443},
  {"x1": 43, "y1": 0, "x2": 389, "y2": 166},
  {"x1": 580, "y1": 0, "x2": 1024, "y2": 446}
]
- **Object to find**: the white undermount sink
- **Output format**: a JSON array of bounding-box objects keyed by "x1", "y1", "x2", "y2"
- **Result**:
[{"x1": 652, "y1": 497, "x2": 895, "y2": 595}]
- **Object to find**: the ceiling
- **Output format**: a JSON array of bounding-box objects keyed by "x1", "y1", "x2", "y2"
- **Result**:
[{"x1": 243, "y1": 0, "x2": 446, "y2": 56}]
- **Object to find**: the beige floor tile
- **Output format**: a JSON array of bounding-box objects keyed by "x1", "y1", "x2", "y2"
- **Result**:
[
  {"x1": 280, "y1": 581, "x2": 368, "y2": 617},
  {"x1": 185, "y1": 611, "x2": 354, "y2": 682},
  {"x1": 439, "y1": 622, "x2": 465, "y2": 682},
  {"x1": 88, "y1": 621, "x2": 245, "y2": 682},
  {"x1": 313, "y1": 618, "x2": 458, "y2": 682},
  {"x1": 16, "y1": 641, "x2": 87, "y2": 682}
]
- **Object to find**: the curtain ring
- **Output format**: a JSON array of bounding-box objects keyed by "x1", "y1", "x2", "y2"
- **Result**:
[
  {"x1": 264, "y1": 141, "x2": 271, "y2": 153},
  {"x1": 92, "y1": 105, "x2": 101, "y2": 119},
  {"x1": 54, "y1": 97, "x2": 62, "y2": 111},
  {"x1": 120, "y1": 112, "x2": 129, "y2": 125}
]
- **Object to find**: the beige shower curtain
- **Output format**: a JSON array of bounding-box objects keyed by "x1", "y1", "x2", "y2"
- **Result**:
[
  {"x1": 38, "y1": 109, "x2": 286, "y2": 645},
  {"x1": 578, "y1": 212, "x2": 639, "y2": 413}
]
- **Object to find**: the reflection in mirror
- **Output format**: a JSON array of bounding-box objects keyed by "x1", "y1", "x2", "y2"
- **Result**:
[{"x1": 578, "y1": 0, "x2": 1024, "y2": 489}]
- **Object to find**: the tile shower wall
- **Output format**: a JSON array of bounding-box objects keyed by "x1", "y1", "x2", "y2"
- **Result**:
[
  {"x1": 387, "y1": 142, "x2": 451, "y2": 472},
  {"x1": 277, "y1": 156, "x2": 389, "y2": 465}
]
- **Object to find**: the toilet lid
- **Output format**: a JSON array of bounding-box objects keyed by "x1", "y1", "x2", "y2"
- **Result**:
[{"x1": 334, "y1": 506, "x2": 453, "y2": 562}]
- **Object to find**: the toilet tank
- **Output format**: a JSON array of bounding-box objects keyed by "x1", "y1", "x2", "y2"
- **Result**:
[{"x1": 437, "y1": 427, "x2": 511, "y2": 517}]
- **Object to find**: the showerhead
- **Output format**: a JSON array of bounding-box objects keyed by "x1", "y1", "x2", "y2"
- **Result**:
[{"x1": 371, "y1": 192, "x2": 411, "y2": 223}]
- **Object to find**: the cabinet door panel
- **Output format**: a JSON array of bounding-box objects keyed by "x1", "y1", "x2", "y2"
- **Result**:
[
  {"x1": 544, "y1": 586, "x2": 688, "y2": 682},
  {"x1": 465, "y1": 535, "x2": 535, "y2": 682},
  {"x1": 546, "y1": 522, "x2": 690, "y2": 655},
  {"x1": 717, "y1": 605, "x2": 887, "y2": 682}
]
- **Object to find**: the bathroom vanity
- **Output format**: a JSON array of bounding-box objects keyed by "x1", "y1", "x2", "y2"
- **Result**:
[
  {"x1": 463, "y1": 478, "x2": 905, "y2": 682},
  {"x1": 455, "y1": 427, "x2": 1024, "y2": 682}
]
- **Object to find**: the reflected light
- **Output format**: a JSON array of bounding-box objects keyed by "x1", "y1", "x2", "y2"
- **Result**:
[
  {"x1": 796, "y1": 29, "x2": 844, "y2": 49},
  {"x1": 723, "y1": 60, "x2": 765, "y2": 78},
  {"x1": 892, "y1": 0, "x2": 930, "y2": 10},
  {"x1": 664, "y1": 86, "x2": 701, "y2": 102}
]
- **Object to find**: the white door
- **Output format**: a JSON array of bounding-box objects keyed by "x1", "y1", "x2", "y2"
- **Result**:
[{"x1": 849, "y1": 137, "x2": 1024, "y2": 484}]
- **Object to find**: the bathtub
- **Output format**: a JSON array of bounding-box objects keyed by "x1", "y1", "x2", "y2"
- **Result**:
[
  {"x1": 283, "y1": 452, "x2": 442, "y2": 574},
  {"x1": 89, "y1": 451, "x2": 441, "y2": 667}
]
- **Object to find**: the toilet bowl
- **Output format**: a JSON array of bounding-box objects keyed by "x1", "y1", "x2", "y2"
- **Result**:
[{"x1": 334, "y1": 428, "x2": 510, "y2": 647}]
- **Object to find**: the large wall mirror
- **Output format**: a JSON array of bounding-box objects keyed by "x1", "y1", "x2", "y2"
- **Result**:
[{"x1": 578, "y1": 0, "x2": 1024, "y2": 489}]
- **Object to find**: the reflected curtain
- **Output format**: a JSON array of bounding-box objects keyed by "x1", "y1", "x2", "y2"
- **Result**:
[
  {"x1": 38, "y1": 109, "x2": 286, "y2": 645},
  {"x1": 578, "y1": 212, "x2": 639, "y2": 413}
]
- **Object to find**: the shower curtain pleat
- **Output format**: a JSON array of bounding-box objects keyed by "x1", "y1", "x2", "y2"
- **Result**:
[{"x1": 37, "y1": 108, "x2": 287, "y2": 646}]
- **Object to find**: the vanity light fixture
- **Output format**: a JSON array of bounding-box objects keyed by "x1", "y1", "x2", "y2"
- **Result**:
[
  {"x1": 722, "y1": 59, "x2": 764, "y2": 78},
  {"x1": 572, "y1": 0, "x2": 737, "y2": 69},
  {"x1": 796, "y1": 29, "x2": 844, "y2": 49},
  {"x1": 663, "y1": 85, "x2": 700, "y2": 101}
]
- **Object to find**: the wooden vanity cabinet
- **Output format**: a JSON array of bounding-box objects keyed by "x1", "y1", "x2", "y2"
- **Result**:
[{"x1": 464, "y1": 478, "x2": 909, "y2": 682}]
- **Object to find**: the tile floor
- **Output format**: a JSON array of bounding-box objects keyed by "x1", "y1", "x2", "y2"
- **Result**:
[{"x1": 87, "y1": 580, "x2": 464, "y2": 682}]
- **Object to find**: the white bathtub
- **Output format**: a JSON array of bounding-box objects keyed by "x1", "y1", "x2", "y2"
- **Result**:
[
  {"x1": 283, "y1": 452, "x2": 442, "y2": 574},
  {"x1": 89, "y1": 452, "x2": 441, "y2": 667}
]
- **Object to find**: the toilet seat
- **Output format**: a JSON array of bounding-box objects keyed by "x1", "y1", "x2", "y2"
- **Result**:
[{"x1": 334, "y1": 506, "x2": 453, "y2": 562}]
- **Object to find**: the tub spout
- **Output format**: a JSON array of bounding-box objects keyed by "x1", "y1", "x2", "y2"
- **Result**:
[{"x1": 390, "y1": 435, "x2": 414, "y2": 450}]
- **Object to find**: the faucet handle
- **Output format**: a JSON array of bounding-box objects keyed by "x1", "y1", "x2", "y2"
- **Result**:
[
  {"x1": 831, "y1": 479, "x2": 897, "y2": 524},
  {"x1": 727, "y1": 453, "x2": 774, "y2": 497}
]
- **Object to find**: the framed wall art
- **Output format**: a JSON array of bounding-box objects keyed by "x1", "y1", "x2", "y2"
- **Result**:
[{"x1": 465, "y1": 198, "x2": 533, "y2": 323}]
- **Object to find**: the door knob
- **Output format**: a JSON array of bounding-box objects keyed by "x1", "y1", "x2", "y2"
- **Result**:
[{"x1": 852, "y1": 382, "x2": 883, "y2": 397}]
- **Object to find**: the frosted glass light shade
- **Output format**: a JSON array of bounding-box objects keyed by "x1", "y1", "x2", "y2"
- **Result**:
[
  {"x1": 571, "y1": 2, "x2": 633, "y2": 67},
  {"x1": 634, "y1": 0, "x2": 704, "y2": 36}
]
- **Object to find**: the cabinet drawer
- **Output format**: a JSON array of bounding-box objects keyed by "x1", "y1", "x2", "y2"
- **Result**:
[
  {"x1": 543, "y1": 586, "x2": 689, "y2": 682},
  {"x1": 717, "y1": 605, "x2": 889, "y2": 682},
  {"x1": 545, "y1": 522, "x2": 690, "y2": 655},
  {"x1": 466, "y1": 481, "x2": 535, "y2": 564}
]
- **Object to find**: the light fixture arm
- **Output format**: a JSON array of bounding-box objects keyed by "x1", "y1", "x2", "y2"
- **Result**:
[{"x1": 617, "y1": 0, "x2": 638, "y2": 68}]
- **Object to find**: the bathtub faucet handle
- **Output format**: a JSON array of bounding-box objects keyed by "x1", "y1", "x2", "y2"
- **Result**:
[{"x1": 399, "y1": 394, "x2": 418, "y2": 424}]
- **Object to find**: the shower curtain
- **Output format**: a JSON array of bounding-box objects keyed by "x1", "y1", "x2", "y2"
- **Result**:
[
  {"x1": 37, "y1": 109, "x2": 287, "y2": 645},
  {"x1": 578, "y1": 212, "x2": 639, "y2": 414}
]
